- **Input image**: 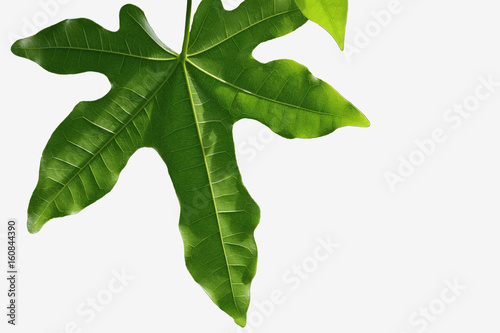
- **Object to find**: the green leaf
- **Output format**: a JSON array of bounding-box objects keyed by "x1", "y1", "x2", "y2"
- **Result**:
[
  {"x1": 294, "y1": 0, "x2": 348, "y2": 50},
  {"x1": 12, "y1": 0, "x2": 368, "y2": 326}
]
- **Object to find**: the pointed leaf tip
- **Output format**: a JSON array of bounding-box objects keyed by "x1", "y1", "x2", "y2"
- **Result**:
[
  {"x1": 11, "y1": 38, "x2": 25, "y2": 57},
  {"x1": 234, "y1": 316, "x2": 247, "y2": 327},
  {"x1": 294, "y1": 0, "x2": 348, "y2": 50},
  {"x1": 353, "y1": 104, "x2": 370, "y2": 128},
  {"x1": 27, "y1": 218, "x2": 43, "y2": 234},
  {"x1": 27, "y1": 210, "x2": 49, "y2": 234}
]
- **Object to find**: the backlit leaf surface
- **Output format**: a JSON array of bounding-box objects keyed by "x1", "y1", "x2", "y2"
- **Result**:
[{"x1": 294, "y1": 0, "x2": 348, "y2": 49}]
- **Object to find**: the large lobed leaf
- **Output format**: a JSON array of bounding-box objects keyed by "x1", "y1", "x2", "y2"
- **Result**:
[{"x1": 12, "y1": 0, "x2": 368, "y2": 326}]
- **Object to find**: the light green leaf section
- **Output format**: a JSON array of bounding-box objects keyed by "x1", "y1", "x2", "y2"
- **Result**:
[
  {"x1": 294, "y1": 0, "x2": 348, "y2": 50},
  {"x1": 12, "y1": 0, "x2": 367, "y2": 326}
]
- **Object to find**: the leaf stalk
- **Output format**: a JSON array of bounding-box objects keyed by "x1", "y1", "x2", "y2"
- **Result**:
[{"x1": 180, "y1": 0, "x2": 192, "y2": 61}]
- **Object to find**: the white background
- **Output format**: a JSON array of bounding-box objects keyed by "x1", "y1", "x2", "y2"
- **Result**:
[{"x1": 1, "y1": 0, "x2": 500, "y2": 332}]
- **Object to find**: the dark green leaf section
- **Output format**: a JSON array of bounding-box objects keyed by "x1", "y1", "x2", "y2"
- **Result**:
[
  {"x1": 11, "y1": 5, "x2": 177, "y2": 233},
  {"x1": 152, "y1": 64, "x2": 260, "y2": 325},
  {"x1": 12, "y1": 0, "x2": 368, "y2": 326},
  {"x1": 187, "y1": 0, "x2": 367, "y2": 139}
]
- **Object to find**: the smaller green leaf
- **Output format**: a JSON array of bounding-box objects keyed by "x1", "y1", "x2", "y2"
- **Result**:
[{"x1": 294, "y1": 0, "x2": 348, "y2": 50}]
